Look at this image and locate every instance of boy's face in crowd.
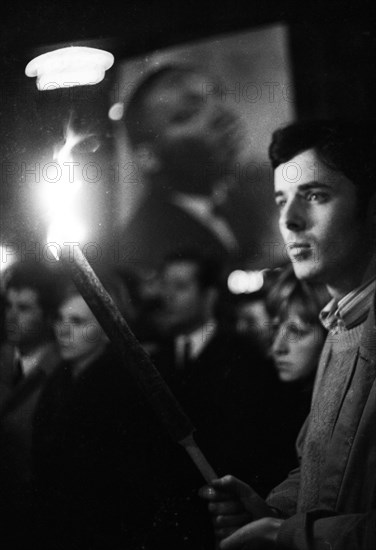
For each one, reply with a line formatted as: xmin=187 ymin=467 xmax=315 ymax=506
xmin=5 ymin=287 xmax=47 ymax=348
xmin=144 ymin=72 xmax=242 ymax=192
xmin=54 ymin=294 xmax=107 ymax=365
xmin=160 ymin=261 xmax=211 ymax=333
xmin=274 ymin=148 xmax=371 ymax=292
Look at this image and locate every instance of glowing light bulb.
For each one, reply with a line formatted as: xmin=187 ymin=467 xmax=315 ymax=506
xmin=25 ymin=46 xmax=114 ymax=90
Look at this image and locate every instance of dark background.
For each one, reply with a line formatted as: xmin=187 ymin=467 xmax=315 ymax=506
xmin=1 ymin=1 xmax=375 ymax=118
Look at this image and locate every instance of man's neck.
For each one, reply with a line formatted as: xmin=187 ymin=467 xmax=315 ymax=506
xmin=18 ymin=337 xmax=50 ymax=357
xmin=72 ymin=343 xmax=108 ymax=378
xmin=327 ymin=253 xmax=376 ymax=301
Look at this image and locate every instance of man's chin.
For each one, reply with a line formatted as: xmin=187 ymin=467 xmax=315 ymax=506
xmin=291 ymin=261 xmax=322 ymax=282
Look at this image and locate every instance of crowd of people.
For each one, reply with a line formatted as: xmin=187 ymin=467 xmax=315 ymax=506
xmin=0 ymin=253 xmax=321 ymax=549
xmin=0 ymin=63 xmax=375 ymax=550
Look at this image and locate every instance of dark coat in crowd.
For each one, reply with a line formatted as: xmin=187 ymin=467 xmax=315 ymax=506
xmin=119 ymin=192 xmax=238 ymax=270
xmin=32 ymin=345 xmax=165 ymax=550
xmin=147 ymin=328 xmax=295 ymax=549
xmin=0 ymin=342 xmax=60 ymax=548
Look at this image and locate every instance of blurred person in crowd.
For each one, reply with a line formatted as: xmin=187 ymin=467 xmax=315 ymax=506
xmin=121 ymin=264 xmax=172 ymax=346
xmin=200 ymin=119 xmax=376 ymax=549
xmin=147 ymin=249 xmax=286 ymax=549
xmin=233 ymin=290 xmax=273 ymax=356
xmin=265 ymin=264 xmax=329 ymax=475
xmin=120 ymin=64 xmax=243 ymax=271
xmin=32 ymin=273 xmax=164 ymax=550
xmin=0 ymin=260 xmax=62 ymax=547
xmin=268 ymin=263 xmax=329 ymax=391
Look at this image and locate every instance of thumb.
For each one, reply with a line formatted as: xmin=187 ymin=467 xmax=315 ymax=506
xmin=211 ymin=476 xmax=270 ymax=519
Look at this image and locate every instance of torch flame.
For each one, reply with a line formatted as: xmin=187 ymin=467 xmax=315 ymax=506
xmin=44 ymin=125 xmax=90 ymax=255
xmin=54 ymin=126 xmax=86 ymax=165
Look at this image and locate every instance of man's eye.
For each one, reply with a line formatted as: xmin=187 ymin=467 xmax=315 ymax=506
xmin=305 ymin=192 xmax=328 ymax=202
xmin=172 ymin=111 xmax=193 ymax=123
xmin=18 ymin=305 xmax=32 ymax=313
xmin=172 ymin=106 xmax=201 ymax=123
xmin=275 ymin=198 xmax=286 ymax=209
xmin=70 ymin=318 xmax=86 ymax=326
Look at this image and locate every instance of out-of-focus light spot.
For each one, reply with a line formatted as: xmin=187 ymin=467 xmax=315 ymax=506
xmin=25 ymin=47 xmax=114 ymax=90
xmin=227 ymin=270 xmax=264 ymax=294
xmin=108 ymin=102 xmax=124 ymax=121
xmin=0 ymin=244 xmax=18 ymax=273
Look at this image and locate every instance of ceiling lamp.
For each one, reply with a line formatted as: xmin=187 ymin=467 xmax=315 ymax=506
xmin=25 ymin=46 xmax=114 ymax=90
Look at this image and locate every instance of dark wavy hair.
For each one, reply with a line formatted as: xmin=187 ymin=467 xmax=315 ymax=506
xmin=161 ymin=248 xmax=223 ymax=291
xmin=4 ymin=260 xmax=63 ymax=318
xmin=269 ymin=118 xmax=376 ymax=207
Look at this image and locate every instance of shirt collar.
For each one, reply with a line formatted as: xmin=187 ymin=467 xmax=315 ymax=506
xmin=320 ymin=276 xmax=376 ymax=332
xmin=16 ymin=343 xmax=52 ymax=377
xmin=176 ymin=320 xmax=217 ymax=360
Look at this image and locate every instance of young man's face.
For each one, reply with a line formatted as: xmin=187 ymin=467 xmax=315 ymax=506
xmin=54 ymin=294 xmax=107 ymax=366
xmin=144 ymin=72 xmax=242 ymax=192
xmin=160 ymin=261 xmax=212 ymax=333
xmin=274 ymin=148 xmax=372 ymax=294
xmin=5 ymin=287 xmax=48 ymax=348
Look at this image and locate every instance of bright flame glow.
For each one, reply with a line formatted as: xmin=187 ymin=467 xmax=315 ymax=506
xmin=228 ymin=270 xmax=264 ymax=294
xmin=39 ymin=129 xmax=85 ymax=213
xmin=25 ymin=47 xmax=114 ymax=90
xmin=47 ymin=217 xmax=87 ymax=259
xmin=43 ymin=126 xmax=88 ymax=250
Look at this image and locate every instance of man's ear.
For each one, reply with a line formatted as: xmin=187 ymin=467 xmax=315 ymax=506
xmin=133 ymin=143 xmax=161 ymax=175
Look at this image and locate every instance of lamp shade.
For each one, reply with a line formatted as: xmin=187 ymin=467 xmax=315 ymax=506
xmin=25 ymin=46 xmax=114 ymax=90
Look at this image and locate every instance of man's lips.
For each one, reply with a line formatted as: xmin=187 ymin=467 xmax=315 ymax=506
xmin=58 ymin=341 xmax=73 ymax=349
xmin=287 ymin=243 xmax=312 ymax=257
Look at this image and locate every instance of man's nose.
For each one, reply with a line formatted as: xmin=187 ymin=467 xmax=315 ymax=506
xmin=55 ymin=321 xmax=71 ymax=339
xmin=161 ymin=287 xmax=174 ymax=304
xmin=279 ymin=198 xmax=306 ymax=232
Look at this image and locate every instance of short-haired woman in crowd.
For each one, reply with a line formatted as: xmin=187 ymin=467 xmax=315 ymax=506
xmin=266 ymin=264 xmax=329 ymax=443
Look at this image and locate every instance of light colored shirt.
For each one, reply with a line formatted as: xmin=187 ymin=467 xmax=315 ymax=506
xmin=15 ymin=343 xmax=54 ymax=378
xmin=175 ymin=320 xmax=217 ymax=367
xmin=319 ymin=276 xmax=376 ymax=333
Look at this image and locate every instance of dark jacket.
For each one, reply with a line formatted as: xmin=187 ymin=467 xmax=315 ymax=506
xmin=118 ymin=192 xmax=238 ymax=270
xmin=32 ymin=345 xmax=165 ymax=550
xmin=0 ymin=343 xmax=60 ymax=527
xmin=148 ymin=328 xmax=296 ymax=549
